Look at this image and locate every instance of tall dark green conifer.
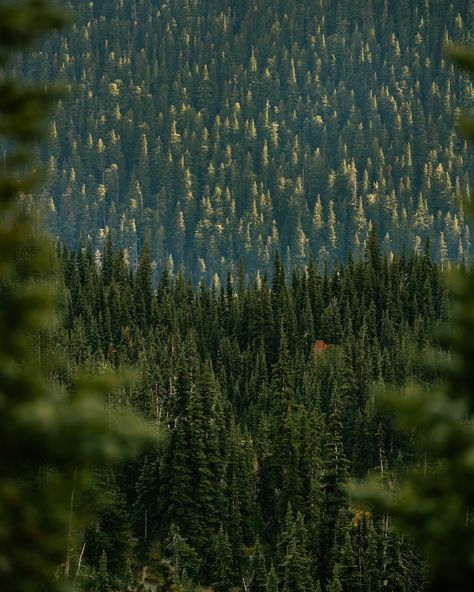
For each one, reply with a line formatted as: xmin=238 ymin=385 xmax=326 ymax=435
xmin=282 ymin=513 xmax=313 ymax=592
xmin=250 ymin=537 xmax=268 ymax=592
xmin=212 ymin=525 xmax=234 ymax=592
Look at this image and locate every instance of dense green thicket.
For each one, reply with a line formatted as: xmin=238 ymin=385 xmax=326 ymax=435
xmin=56 ymin=234 xmax=451 ymax=590
xmin=17 ymin=0 xmax=473 ymax=277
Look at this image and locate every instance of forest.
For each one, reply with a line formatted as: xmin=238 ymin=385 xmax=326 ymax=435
xmin=18 ymin=0 xmax=474 ymax=277
xmin=2 ymin=1 xmax=474 ymax=592
xmin=53 ymin=234 xmax=448 ymax=591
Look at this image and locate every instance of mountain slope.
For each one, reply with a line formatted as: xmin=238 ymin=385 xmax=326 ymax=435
xmin=25 ymin=0 xmax=474 ymax=275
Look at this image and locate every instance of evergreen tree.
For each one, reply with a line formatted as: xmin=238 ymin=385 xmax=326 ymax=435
xmin=19 ymin=0 xmax=473 ymax=275
xmin=326 ymin=564 xmax=343 ymax=592
xmin=282 ymin=513 xmax=313 ymax=592
xmin=94 ymin=551 xmax=112 ymax=592
xmin=165 ymin=524 xmax=201 ymax=583
xmin=250 ymin=537 xmax=268 ymax=592
xmin=212 ymin=525 xmax=234 ymax=592
xmin=267 ymin=565 xmax=279 ymax=592
xmin=321 ymin=386 xmax=350 ymax=565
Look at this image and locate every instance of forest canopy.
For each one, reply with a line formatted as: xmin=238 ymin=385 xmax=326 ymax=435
xmin=21 ymin=0 xmax=474 ymax=277
xmin=2 ymin=1 xmax=474 ymax=592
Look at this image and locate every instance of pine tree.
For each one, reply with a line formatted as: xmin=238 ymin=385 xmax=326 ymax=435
xmin=165 ymin=523 xmax=201 ymax=582
xmin=122 ymin=557 xmax=135 ymax=590
xmin=282 ymin=513 xmax=313 ymax=592
xmin=322 ymin=386 xmax=350 ymax=560
xmin=338 ymin=528 xmax=360 ymax=592
xmin=161 ymin=351 xmax=195 ymax=539
xmin=326 ymin=564 xmax=343 ymax=592
xmin=94 ymin=550 xmax=112 ymax=592
xmin=135 ymin=240 xmax=154 ymax=329
xmin=266 ymin=565 xmax=279 ymax=592
xmin=212 ymin=525 xmax=234 ymax=592
xmin=250 ymin=537 xmax=268 ymax=592
xmin=85 ymin=471 xmax=135 ymax=573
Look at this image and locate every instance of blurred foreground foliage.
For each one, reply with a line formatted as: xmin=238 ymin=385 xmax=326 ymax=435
xmin=351 ymin=44 xmax=474 ymax=592
xmin=0 ymin=2 xmax=158 ymax=590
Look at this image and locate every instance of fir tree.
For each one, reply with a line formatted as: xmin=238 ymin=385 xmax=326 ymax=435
xmin=250 ymin=537 xmax=268 ymax=592
xmin=212 ymin=525 xmax=234 ymax=592
xmin=94 ymin=550 xmax=112 ymax=592
xmin=282 ymin=513 xmax=313 ymax=592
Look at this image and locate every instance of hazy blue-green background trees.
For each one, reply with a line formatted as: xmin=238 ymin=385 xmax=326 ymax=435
xmin=25 ymin=0 xmax=474 ymax=278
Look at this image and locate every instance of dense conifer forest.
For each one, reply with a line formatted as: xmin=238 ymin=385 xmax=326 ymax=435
xmin=51 ymin=234 xmax=449 ymax=590
xmin=19 ymin=0 xmax=474 ymax=276
xmin=4 ymin=1 xmax=474 ymax=591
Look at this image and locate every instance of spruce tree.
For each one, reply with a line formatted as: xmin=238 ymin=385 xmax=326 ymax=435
xmin=326 ymin=564 xmax=343 ymax=592
xmin=212 ymin=525 xmax=234 ymax=592
xmin=94 ymin=550 xmax=112 ymax=592
xmin=282 ymin=513 xmax=313 ymax=592
xmin=321 ymin=386 xmax=350 ymax=563
xmin=250 ymin=536 xmax=268 ymax=592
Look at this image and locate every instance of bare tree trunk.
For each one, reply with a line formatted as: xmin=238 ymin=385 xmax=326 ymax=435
xmin=64 ymin=468 xmax=78 ymax=578
xmin=73 ymin=541 xmax=86 ymax=591
xmin=145 ymin=507 xmax=148 ymax=542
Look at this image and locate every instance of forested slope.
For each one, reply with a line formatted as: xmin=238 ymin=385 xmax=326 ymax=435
xmin=13 ymin=1 xmax=473 ymax=589
xmin=17 ymin=0 xmax=474 ymax=277
xmin=53 ymin=234 xmax=449 ymax=590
